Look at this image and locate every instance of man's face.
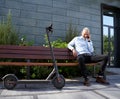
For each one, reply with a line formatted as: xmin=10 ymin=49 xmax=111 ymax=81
xmin=82 ymin=30 xmax=90 ymax=39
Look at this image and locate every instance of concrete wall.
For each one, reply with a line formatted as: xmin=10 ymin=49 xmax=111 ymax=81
xmin=0 ymin=0 xmax=120 ymax=54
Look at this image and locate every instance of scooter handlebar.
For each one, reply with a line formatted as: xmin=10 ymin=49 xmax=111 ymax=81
xmin=46 ymin=24 xmax=53 ymax=33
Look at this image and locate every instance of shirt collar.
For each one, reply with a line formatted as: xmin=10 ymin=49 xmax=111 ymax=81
xmin=80 ymin=36 xmax=86 ymax=40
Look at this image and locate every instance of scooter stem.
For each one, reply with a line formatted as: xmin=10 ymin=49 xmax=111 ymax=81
xmin=46 ymin=27 xmax=59 ymax=76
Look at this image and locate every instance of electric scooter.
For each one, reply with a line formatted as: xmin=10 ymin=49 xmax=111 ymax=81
xmin=45 ymin=24 xmax=65 ymax=89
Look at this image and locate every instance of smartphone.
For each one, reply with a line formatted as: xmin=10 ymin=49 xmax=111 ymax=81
xmin=87 ymin=35 xmax=89 ymax=39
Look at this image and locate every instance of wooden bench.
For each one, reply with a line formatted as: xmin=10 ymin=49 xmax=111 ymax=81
xmin=0 ymin=45 xmax=99 ymax=89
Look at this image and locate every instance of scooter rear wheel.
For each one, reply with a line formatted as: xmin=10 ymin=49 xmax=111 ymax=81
xmin=52 ymin=74 xmax=65 ymax=89
xmin=3 ymin=75 xmax=17 ymax=90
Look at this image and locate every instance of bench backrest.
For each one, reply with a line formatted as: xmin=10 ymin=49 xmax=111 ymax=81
xmin=0 ymin=45 xmax=75 ymax=60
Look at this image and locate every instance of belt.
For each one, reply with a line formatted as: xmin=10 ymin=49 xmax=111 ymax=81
xmin=79 ymin=53 xmax=92 ymax=56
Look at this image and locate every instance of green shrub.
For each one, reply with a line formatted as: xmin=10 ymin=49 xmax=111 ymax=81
xmin=0 ymin=10 xmax=19 ymax=45
xmin=0 ymin=11 xmax=34 ymax=80
xmin=19 ymin=35 xmax=34 ymax=46
xmin=30 ymin=67 xmax=53 ymax=79
xmin=0 ymin=11 xmax=20 ymax=80
xmin=65 ymin=23 xmax=78 ymax=43
xmin=43 ymin=34 xmax=67 ymax=48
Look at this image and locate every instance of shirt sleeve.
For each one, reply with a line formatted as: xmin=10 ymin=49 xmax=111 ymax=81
xmin=67 ymin=37 xmax=76 ymax=51
xmin=87 ymin=41 xmax=94 ymax=53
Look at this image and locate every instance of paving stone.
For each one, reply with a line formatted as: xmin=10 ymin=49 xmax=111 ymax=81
xmin=0 ymin=96 xmax=33 ymax=99
xmin=1 ymin=68 xmax=120 ymax=99
xmin=95 ymin=87 xmax=120 ymax=99
xmin=37 ymin=91 xmax=106 ymax=99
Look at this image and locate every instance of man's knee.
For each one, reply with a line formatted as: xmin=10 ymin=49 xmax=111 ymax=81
xmin=77 ymin=55 xmax=85 ymax=62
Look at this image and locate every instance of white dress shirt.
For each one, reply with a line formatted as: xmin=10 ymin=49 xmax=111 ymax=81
xmin=67 ymin=36 xmax=94 ymax=56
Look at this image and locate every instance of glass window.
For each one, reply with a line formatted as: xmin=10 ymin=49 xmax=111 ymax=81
xmin=103 ymin=15 xmax=114 ymax=26
xmin=103 ymin=14 xmax=114 ymax=66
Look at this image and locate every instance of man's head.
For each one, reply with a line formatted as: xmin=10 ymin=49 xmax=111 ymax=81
xmin=81 ymin=27 xmax=90 ymax=39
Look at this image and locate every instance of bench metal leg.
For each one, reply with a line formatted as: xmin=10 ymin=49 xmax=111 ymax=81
xmin=92 ymin=65 xmax=96 ymax=78
xmin=26 ymin=59 xmax=31 ymax=79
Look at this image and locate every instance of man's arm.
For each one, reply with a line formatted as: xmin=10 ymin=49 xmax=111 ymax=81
xmin=67 ymin=37 xmax=77 ymax=57
xmin=67 ymin=40 xmax=74 ymax=51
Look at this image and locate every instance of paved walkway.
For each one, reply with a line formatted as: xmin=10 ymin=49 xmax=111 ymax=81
xmin=0 ymin=68 xmax=120 ymax=99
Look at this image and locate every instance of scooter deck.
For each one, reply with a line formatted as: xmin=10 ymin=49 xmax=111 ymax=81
xmin=18 ymin=79 xmax=51 ymax=84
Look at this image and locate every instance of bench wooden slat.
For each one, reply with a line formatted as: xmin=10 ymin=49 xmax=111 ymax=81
xmin=0 ymin=45 xmax=69 ymax=52
xmin=0 ymin=49 xmax=72 ymax=56
xmin=0 ymin=45 xmax=73 ymax=60
xmin=0 ymin=62 xmax=98 ymax=66
xmin=0 ymin=54 xmax=74 ymax=59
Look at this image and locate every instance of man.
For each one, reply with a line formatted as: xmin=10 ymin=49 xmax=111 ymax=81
xmin=67 ymin=27 xmax=109 ymax=86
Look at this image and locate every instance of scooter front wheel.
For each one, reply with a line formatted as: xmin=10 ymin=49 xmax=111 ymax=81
xmin=52 ymin=74 xmax=65 ymax=89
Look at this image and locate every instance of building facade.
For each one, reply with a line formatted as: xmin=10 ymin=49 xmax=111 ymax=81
xmin=0 ymin=0 xmax=120 ymax=66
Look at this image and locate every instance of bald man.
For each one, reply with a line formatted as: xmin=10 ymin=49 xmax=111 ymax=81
xmin=68 ymin=27 xmax=109 ymax=86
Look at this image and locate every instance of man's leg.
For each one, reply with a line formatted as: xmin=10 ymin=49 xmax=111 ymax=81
xmin=91 ymin=54 xmax=109 ymax=84
xmin=91 ymin=54 xmax=108 ymax=75
xmin=77 ymin=55 xmax=90 ymax=86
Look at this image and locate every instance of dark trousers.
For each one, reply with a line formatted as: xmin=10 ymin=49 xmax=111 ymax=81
xmin=77 ymin=54 xmax=108 ymax=78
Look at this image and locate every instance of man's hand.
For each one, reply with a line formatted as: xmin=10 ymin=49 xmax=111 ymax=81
xmin=72 ymin=49 xmax=77 ymax=58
